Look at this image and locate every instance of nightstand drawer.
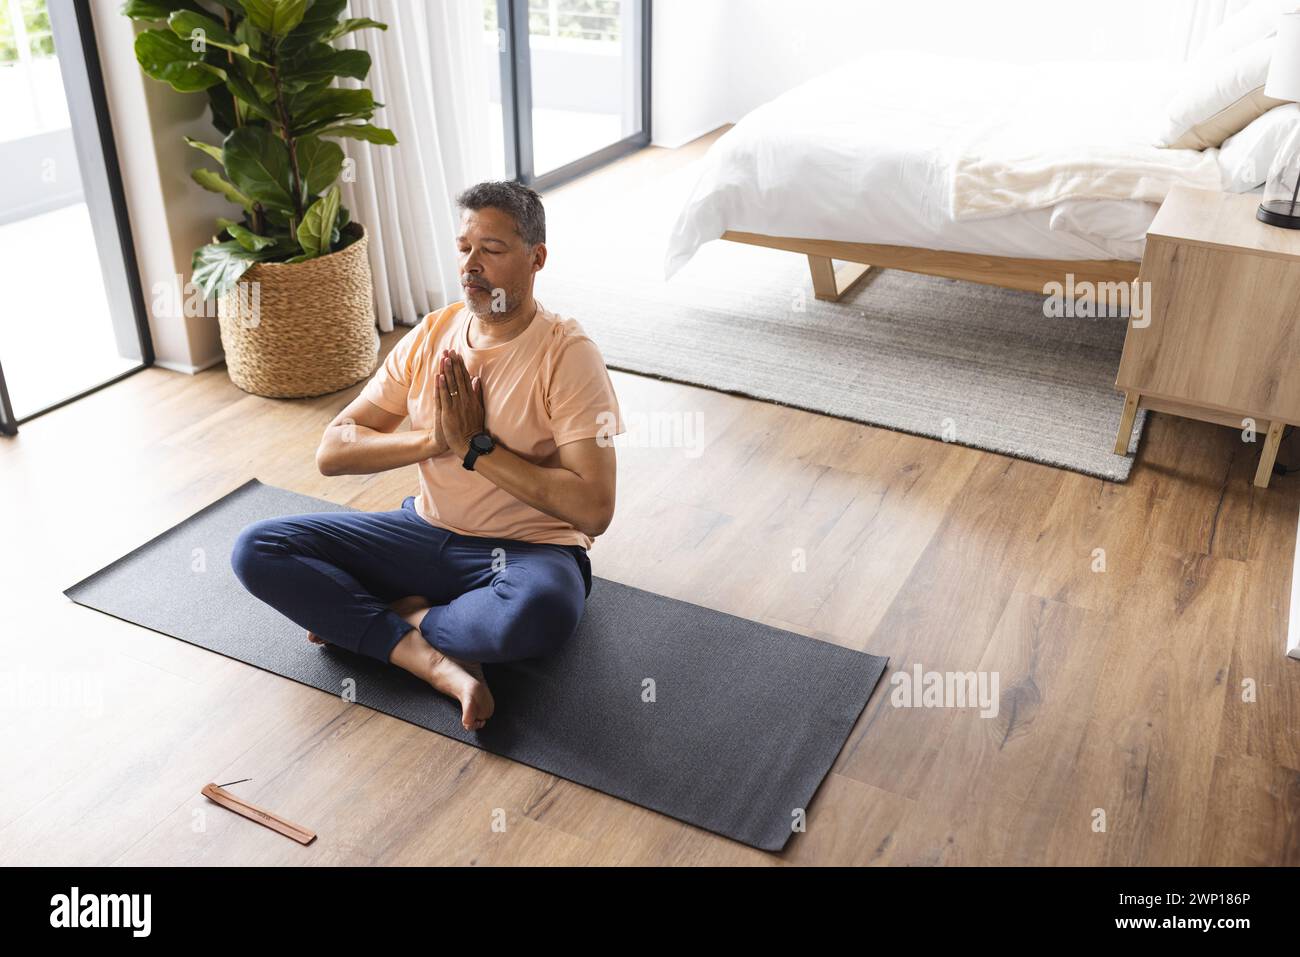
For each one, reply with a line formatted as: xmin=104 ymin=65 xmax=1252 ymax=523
xmin=1113 ymin=186 xmax=1300 ymax=488
xmin=1117 ymin=235 xmax=1300 ymax=423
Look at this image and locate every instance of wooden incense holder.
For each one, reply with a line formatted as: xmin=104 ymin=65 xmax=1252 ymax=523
xmin=201 ymin=783 xmax=317 ymax=845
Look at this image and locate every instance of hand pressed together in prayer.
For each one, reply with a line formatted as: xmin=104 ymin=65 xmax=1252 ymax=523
xmin=435 ymin=348 xmax=487 ymax=459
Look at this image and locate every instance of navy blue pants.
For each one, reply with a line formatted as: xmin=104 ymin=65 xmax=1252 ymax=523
xmin=230 ymin=495 xmax=592 ymax=664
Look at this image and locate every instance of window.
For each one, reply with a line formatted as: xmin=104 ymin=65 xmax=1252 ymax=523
xmin=484 ymin=0 xmax=650 ymax=189
xmin=0 ymin=0 xmax=151 ymax=432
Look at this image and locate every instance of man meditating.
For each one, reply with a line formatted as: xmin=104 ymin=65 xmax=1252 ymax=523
xmin=231 ymin=181 xmax=624 ymax=732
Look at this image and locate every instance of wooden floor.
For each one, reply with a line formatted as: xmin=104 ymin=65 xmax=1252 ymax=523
xmin=3 ymin=145 xmax=1300 ymax=866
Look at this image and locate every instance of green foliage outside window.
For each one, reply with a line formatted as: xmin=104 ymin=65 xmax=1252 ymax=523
xmin=483 ymin=0 xmax=623 ymax=42
xmin=1 ymin=0 xmax=57 ymax=64
xmin=22 ymin=0 xmax=54 ymax=56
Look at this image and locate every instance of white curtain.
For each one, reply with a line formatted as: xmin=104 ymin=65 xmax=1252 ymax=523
xmin=337 ymin=0 xmax=494 ymax=332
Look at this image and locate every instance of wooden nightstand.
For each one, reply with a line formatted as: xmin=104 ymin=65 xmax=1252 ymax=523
xmin=1114 ymin=185 xmax=1300 ymax=487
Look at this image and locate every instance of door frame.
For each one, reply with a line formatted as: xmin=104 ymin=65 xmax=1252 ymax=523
xmin=0 ymin=1 xmax=153 ymax=435
xmin=0 ymin=358 xmax=15 ymax=436
xmin=494 ymin=0 xmax=652 ymax=192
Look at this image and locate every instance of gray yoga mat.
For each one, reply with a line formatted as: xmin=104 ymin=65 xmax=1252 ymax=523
xmin=64 ymin=479 xmax=887 ymax=852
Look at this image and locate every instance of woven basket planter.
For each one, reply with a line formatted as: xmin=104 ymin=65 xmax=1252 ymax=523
xmin=216 ymin=222 xmax=379 ymax=398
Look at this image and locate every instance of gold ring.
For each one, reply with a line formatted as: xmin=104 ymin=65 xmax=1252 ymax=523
xmin=449 ymin=390 xmax=458 ymax=397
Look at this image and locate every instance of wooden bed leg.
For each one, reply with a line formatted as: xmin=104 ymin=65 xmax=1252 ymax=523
xmin=1254 ymin=421 xmax=1285 ymax=488
xmin=808 ymin=255 xmax=838 ymax=299
xmin=807 ymin=255 xmax=871 ymax=302
xmin=1113 ymin=391 xmax=1140 ymax=455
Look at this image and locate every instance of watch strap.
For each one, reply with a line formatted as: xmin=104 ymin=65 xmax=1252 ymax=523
xmin=463 ymin=431 xmax=492 ymax=470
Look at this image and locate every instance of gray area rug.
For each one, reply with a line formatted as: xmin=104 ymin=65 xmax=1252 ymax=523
xmin=63 ymin=479 xmax=887 ymax=852
xmin=546 ymin=247 xmax=1146 ymax=481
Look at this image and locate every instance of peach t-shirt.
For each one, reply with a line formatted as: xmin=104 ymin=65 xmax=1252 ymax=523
xmin=360 ymin=299 xmax=625 ymax=549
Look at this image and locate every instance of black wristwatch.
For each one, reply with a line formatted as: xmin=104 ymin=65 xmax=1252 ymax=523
xmin=462 ymin=431 xmax=495 ymax=470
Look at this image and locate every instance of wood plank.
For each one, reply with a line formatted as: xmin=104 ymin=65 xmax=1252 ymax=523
xmin=1198 ymin=755 xmax=1300 ymax=865
xmin=1042 ymin=542 xmax=1247 ymax=866
xmin=1255 ymin=421 xmax=1285 ymax=488
xmin=1148 ymin=185 xmax=1300 ymax=262
xmin=871 ymin=594 xmax=1108 ymax=865
xmin=807 ymin=254 xmax=872 ymax=301
xmin=725 ymin=229 xmax=1139 ymax=294
xmin=1137 ymin=393 xmax=1268 ymax=432
xmin=832 ymin=455 xmax=1066 ymax=800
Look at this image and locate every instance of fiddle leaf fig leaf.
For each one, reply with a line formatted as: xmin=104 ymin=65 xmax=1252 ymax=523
xmin=297 ymin=185 xmax=341 ymax=259
xmin=133 ymin=29 xmax=225 ymax=92
xmin=166 ymin=10 xmax=264 ymax=63
xmin=313 ymin=123 xmax=396 ymax=145
xmin=320 ymin=17 xmax=388 ymax=42
xmin=223 ymin=126 xmax=295 ymax=212
xmin=191 ymin=240 xmax=276 ymax=299
xmin=122 ymin=0 xmax=200 ymax=22
xmin=241 ymin=0 xmax=310 ymax=37
xmin=183 ymin=135 xmax=225 ymax=166
xmin=191 ymin=168 xmax=254 ymax=213
xmin=295 ymin=136 xmax=345 ymax=198
xmin=227 ymin=223 xmax=278 ymax=252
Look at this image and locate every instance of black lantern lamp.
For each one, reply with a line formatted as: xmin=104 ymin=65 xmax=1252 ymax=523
xmin=1259 ymin=12 xmax=1300 ymax=228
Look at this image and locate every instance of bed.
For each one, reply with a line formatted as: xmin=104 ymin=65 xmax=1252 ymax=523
xmin=663 ymin=50 xmax=1232 ymax=300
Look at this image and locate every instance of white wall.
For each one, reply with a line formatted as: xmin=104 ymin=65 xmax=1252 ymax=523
xmin=651 ymin=0 xmax=1227 ymax=147
xmin=651 ymin=0 xmax=736 ymax=148
xmin=91 ymin=0 xmax=230 ymax=373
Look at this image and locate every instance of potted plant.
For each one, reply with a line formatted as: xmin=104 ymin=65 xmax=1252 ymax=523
xmin=122 ymin=0 xmax=398 ymax=398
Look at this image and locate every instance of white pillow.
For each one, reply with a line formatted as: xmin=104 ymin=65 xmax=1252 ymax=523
xmin=1219 ymin=101 xmax=1300 ymax=189
xmin=1152 ymin=0 xmax=1297 ymax=149
xmin=1154 ymin=34 xmax=1284 ymax=149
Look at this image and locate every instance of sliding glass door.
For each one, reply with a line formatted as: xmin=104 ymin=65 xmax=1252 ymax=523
xmin=485 ymin=0 xmax=650 ymax=189
xmin=0 ymin=0 xmax=151 ymax=432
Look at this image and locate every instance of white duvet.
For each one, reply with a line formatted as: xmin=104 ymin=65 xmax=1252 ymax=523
xmin=664 ymin=51 xmax=1228 ymax=279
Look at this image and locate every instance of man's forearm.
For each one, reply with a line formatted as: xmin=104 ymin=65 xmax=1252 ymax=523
xmin=467 ymin=444 xmax=611 ymax=537
xmin=317 ymin=425 xmax=442 ymax=476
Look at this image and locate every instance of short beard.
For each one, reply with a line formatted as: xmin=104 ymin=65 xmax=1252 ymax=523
xmin=465 ymin=284 xmax=519 ymax=320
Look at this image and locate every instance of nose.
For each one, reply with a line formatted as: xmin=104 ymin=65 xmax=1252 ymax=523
xmin=461 ymin=253 xmax=485 ymax=282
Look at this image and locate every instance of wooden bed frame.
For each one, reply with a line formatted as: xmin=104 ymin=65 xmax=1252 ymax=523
xmin=721 ymin=230 xmax=1141 ymax=301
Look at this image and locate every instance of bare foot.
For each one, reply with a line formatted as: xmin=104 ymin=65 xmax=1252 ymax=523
xmin=387 ymin=597 xmax=494 ymax=731
xmin=307 ymin=631 xmax=326 ymax=644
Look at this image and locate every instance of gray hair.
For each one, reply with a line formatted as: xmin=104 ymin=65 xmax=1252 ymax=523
xmin=455 ymin=180 xmax=546 ymax=246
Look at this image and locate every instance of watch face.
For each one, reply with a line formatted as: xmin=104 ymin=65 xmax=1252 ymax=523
xmin=470 ymin=432 xmax=494 ymax=453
